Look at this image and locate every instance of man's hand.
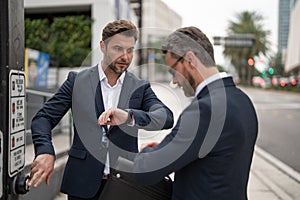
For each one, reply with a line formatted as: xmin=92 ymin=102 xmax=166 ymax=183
xmin=28 ymin=154 xmax=55 ymax=188
xmin=98 ymin=108 xmax=129 ymax=126
xmin=140 ymin=142 xmax=159 ymax=151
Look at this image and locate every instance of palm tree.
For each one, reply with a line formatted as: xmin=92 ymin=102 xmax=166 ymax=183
xmin=223 ymin=11 xmax=271 ymax=84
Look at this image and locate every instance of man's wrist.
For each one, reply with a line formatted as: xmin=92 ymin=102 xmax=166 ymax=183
xmin=125 ymin=109 xmax=134 ymax=126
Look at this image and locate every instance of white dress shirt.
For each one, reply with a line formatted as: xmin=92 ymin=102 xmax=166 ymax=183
xmin=195 ymin=72 xmax=230 ymax=97
xmin=98 ymin=64 xmax=125 ymax=175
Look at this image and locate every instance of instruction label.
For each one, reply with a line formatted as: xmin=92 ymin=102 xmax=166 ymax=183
xmin=8 ymin=70 xmax=26 ymax=177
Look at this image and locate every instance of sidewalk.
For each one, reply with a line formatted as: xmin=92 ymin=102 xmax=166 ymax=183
xmin=249 ymin=147 xmax=300 ymax=200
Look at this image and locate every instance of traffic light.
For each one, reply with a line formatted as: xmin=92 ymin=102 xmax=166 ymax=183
xmin=261 ymin=70 xmax=267 ymax=78
xmin=247 ymin=58 xmax=255 ymax=66
xmin=268 ymin=67 xmax=274 ymax=75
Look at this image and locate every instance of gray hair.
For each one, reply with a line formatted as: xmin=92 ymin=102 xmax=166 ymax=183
xmin=162 ymin=27 xmax=215 ymax=67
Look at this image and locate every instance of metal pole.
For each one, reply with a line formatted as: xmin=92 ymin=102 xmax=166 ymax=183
xmin=0 ymin=0 xmax=28 ymax=199
xmin=138 ymin=0 xmax=143 ymax=78
xmin=0 ymin=0 xmax=11 ymax=198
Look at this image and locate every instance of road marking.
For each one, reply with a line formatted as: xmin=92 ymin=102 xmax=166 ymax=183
xmin=286 ymin=114 xmax=294 ymax=120
xmin=272 ymin=111 xmax=279 ymax=116
xmin=256 ymin=103 xmax=300 ymax=110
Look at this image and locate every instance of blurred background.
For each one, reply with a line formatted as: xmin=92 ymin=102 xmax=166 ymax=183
xmin=5 ymin=0 xmax=299 ymax=199
xmin=23 ymin=0 xmax=300 ymax=91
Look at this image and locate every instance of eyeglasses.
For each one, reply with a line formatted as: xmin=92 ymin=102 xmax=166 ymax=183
xmin=168 ymin=56 xmax=183 ymax=76
xmin=170 ymin=57 xmax=184 ymax=69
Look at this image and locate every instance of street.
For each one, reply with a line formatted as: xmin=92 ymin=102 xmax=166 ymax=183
xmin=241 ymin=87 xmax=300 ymax=173
xmin=149 ymin=84 xmax=300 ymax=174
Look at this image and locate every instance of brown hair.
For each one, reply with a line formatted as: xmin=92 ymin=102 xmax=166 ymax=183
xmin=102 ymin=20 xmax=138 ymax=44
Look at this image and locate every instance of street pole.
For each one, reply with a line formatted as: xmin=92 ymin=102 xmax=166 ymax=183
xmin=0 ymin=0 xmax=29 ymax=199
xmin=138 ymin=0 xmax=143 ymax=78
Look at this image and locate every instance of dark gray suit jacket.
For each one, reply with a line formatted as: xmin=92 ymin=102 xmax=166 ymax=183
xmin=134 ymin=77 xmax=258 ymax=200
xmin=31 ymin=65 xmax=174 ymax=198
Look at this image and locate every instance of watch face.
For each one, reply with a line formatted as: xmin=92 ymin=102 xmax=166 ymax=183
xmin=126 ymin=109 xmax=133 ymax=124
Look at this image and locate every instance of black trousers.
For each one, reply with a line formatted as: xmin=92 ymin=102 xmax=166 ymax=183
xmin=68 ymin=179 xmax=107 ymax=200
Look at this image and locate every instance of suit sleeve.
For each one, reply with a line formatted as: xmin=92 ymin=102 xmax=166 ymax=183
xmin=31 ymin=72 xmax=76 ymax=156
xmin=133 ymin=100 xmax=210 ymax=185
xmin=130 ymin=82 xmax=174 ymax=130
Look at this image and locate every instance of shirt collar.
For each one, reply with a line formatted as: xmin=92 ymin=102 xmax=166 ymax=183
xmin=98 ymin=64 xmax=126 ymax=85
xmin=195 ymin=72 xmax=230 ymax=96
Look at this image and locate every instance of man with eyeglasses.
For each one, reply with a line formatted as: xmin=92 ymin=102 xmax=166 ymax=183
xmin=133 ymin=26 xmax=258 ymax=200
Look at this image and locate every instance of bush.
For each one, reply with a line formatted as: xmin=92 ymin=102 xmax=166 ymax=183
xmin=25 ymin=15 xmax=93 ymax=67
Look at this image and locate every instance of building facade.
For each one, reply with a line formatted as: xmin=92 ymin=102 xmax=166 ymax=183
xmin=278 ymin=0 xmax=290 ymax=53
xmin=25 ymin=0 xmax=137 ymax=66
xmin=285 ymin=0 xmax=300 ymax=73
xmin=140 ymin=0 xmax=182 ymax=81
xmin=24 ymin=0 xmax=181 ymax=82
xmin=278 ymin=0 xmax=298 ymax=65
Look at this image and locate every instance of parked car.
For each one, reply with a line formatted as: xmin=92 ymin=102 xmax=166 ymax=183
xmin=271 ymin=75 xmax=281 ymax=87
xmin=289 ymin=75 xmax=298 ymax=87
xmin=279 ymin=77 xmax=289 ymax=87
xmin=252 ymin=76 xmax=263 ymax=87
xmin=252 ymin=76 xmax=271 ymax=88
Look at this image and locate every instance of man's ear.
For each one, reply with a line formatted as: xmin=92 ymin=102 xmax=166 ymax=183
xmin=185 ymin=51 xmax=196 ymax=68
xmin=100 ymin=41 xmax=105 ymax=53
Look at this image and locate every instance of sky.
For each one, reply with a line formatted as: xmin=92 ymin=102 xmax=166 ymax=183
xmin=160 ymin=0 xmax=278 ymax=71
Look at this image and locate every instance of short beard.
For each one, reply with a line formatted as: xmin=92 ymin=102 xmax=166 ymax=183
xmin=104 ymin=51 xmax=125 ymax=74
xmin=184 ymin=74 xmax=196 ymax=97
xmin=108 ymin=63 xmax=124 ymax=74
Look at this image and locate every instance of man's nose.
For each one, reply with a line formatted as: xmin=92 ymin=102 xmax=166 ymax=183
xmin=120 ymin=50 xmax=129 ymax=60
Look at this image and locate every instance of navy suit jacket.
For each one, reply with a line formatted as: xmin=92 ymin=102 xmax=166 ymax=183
xmin=31 ymin=66 xmax=174 ymax=198
xmin=133 ymin=77 xmax=258 ymax=200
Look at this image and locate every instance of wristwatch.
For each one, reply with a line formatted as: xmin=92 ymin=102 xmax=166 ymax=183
xmin=126 ymin=109 xmax=134 ymax=125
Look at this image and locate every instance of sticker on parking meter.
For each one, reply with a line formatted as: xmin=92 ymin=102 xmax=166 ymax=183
xmin=8 ymin=70 xmax=26 ymax=177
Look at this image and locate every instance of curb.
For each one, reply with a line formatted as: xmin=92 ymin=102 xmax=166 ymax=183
xmin=253 ymin=146 xmax=300 ymax=200
xmin=255 ymin=146 xmax=300 ymax=183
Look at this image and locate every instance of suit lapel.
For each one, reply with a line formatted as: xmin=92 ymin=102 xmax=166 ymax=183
xmin=90 ymin=66 xmax=109 ymax=133
xmin=89 ymin=66 xmax=99 ymax=98
xmin=89 ymin=66 xmax=105 ymax=117
xmin=72 ymin=65 xmax=108 ymax=163
xmin=118 ymin=72 xmax=134 ymax=109
xmin=108 ymin=72 xmax=136 ymax=133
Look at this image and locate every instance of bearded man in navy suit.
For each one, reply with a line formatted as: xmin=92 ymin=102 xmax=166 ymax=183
xmin=28 ymin=20 xmax=174 ymax=200
xmin=133 ymin=27 xmax=258 ymax=200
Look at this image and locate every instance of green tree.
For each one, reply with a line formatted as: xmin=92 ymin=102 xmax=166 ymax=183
xmin=269 ymin=52 xmax=285 ymax=76
xmin=223 ymin=11 xmax=270 ymax=84
xmin=25 ymin=15 xmax=93 ymax=67
xmin=25 ymin=18 xmax=50 ymax=51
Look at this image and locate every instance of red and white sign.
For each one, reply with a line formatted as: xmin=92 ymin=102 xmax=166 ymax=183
xmin=8 ymin=70 xmax=26 ymax=177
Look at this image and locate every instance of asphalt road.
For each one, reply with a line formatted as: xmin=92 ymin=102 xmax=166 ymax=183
xmin=240 ymin=87 xmax=300 ymax=173
xmin=150 ymin=83 xmax=300 ymax=173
